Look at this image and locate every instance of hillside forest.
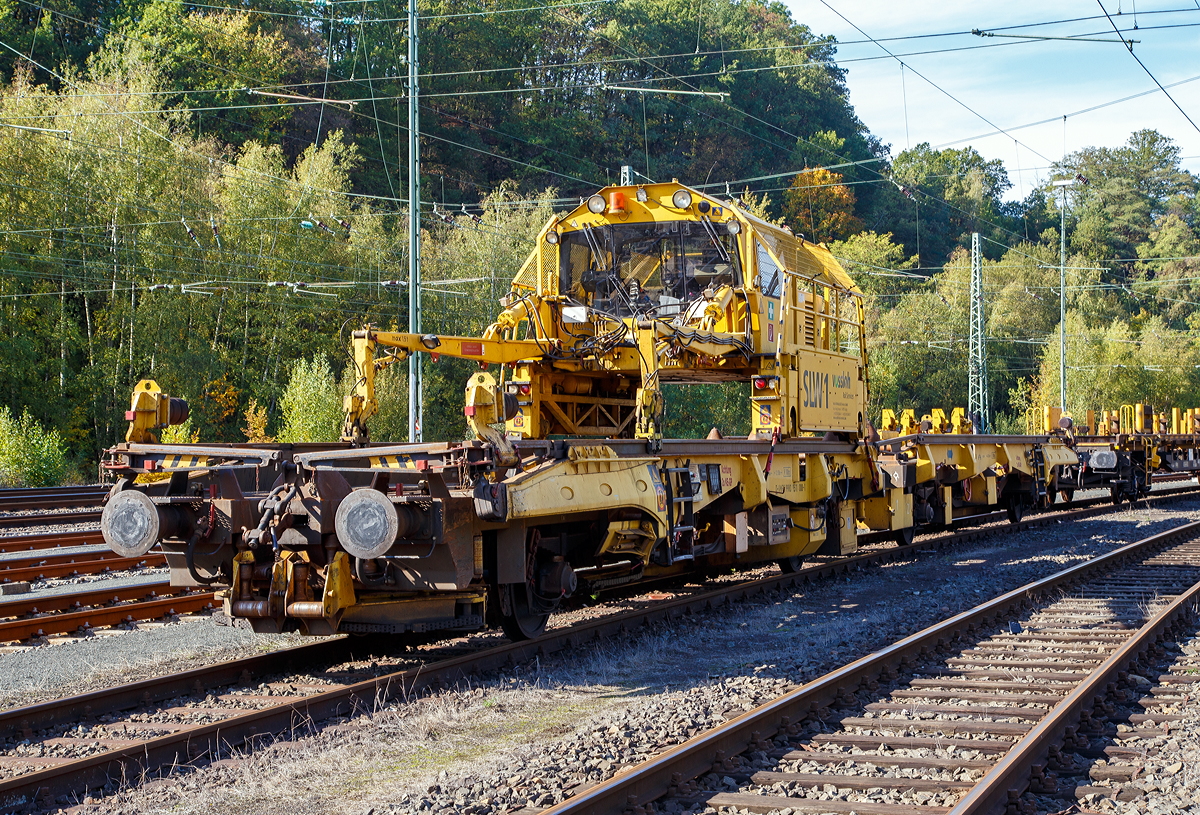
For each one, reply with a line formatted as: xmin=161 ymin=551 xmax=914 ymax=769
xmin=1 ymin=0 xmax=1199 ymax=483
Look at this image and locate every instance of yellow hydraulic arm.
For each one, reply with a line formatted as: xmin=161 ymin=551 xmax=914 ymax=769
xmin=340 ymin=328 xmax=549 ymax=444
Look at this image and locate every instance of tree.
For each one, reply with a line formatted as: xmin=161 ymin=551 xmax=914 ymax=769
xmin=0 ymin=0 xmax=138 ymax=84
xmin=277 ymin=357 xmax=342 ymax=443
xmin=868 ymin=280 xmax=967 ymax=423
xmin=782 ymin=167 xmax=863 ymax=243
xmin=92 ymin=0 xmax=324 ymax=149
xmin=876 ymin=143 xmax=1012 ymax=268
xmin=827 ymin=230 xmax=917 ymax=299
xmin=1134 ymin=212 xmax=1200 ymax=324
xmin=1054 ymin=129 xmax=1197 ymax=263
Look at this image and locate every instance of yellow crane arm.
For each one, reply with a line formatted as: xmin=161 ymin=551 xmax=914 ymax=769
xmin=367 ymin=330 xmax=551 ymax=364
xmin=340 ymin=328 xmax=552 ymax=444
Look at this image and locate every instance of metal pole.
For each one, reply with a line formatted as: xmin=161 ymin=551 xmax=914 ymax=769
xmin=1060 ymin=185 xmax=1067 ymax=413
xmin=407 ymin=0 xmax=422 ymax=442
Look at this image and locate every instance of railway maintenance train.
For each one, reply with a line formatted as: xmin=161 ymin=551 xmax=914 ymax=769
xmin=97 ymin=180 xmax=1192 ymax=641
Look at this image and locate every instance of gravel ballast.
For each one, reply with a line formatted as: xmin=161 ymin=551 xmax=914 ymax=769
xmin=0 ymin=618 xmax=310 ymax=708
xmin=35 ymin=498 xmax=1200 ymax=815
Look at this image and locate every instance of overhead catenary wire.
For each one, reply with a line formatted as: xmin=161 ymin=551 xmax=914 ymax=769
xmin=818 ymin=0 xmax=1054 ymax=165
xmin=1095 ymin=0 xmax=1200 ymax=135
xmin=2 ymin=2 xmax=1195 ymax=328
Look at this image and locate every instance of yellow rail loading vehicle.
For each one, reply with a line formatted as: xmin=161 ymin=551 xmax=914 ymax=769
xmin=1027 ymin=404 xmax=1200 ymax=504
xmin=100 ymin=181 xmax=1081 ymax=641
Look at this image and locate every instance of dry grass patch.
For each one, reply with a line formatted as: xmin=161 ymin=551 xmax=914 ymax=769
xmin=87 ymin=680 xmax=635 ymax=815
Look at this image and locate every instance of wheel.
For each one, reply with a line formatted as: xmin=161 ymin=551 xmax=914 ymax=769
xmin=894 ymin=526 xmax=915 ymax=546
xmin=1110 ymin=486 xmax=1124 ymax=506
xmin=1060 ymin=489 xmax=1075 ymax=504
xmin=495 ymin=583 xmax=549 ymax=641
xmin=777 ymin=555 xmax=804 ymax=574
xmin=1006 ymin=499 xmax=1025 ymax=524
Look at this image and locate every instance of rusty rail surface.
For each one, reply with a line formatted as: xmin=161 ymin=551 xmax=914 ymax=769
xmin=0 ymin=530 xmax=104 ymax=553
xmin=0 ymin=581 xmax=208 ymax=643
xmin=541 ymin=521 xmax=1200 ymax=815
xmin=0 ymin=592 xmax=216 ymax=643
xmin=0 ymin=552 xmax=165 ymax=583
xmin=0 ymin=487 xmax=107 ymax=513
xmin=0 ymin=511 xmax=102 ymax=531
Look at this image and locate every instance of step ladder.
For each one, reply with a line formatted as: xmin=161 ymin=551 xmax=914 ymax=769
xmin=663 ymin=464 xmax=696 ymax=564
xmin=1031 ymin=446 xmax=1048 ymax=498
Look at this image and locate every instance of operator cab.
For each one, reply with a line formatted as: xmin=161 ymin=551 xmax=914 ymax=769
xmin=559 ymin=218 xmax=743 ymax=319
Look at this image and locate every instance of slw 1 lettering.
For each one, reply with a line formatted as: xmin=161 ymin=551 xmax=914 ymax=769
xmin=803 ymin=370 xmax=830 ymax=409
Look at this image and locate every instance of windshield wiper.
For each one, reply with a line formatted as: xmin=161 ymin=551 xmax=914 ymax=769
xmin=699 ymin=216 xmax=731 ymax=263
xmin=580 ymin=225 xmax=637 ymax=315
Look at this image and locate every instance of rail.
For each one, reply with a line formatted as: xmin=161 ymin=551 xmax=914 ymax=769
xmin=0 ymin=487 xmax=107 ymax=512
xmin=539 ymin=521 xmax=1200 ymax=815
xmin=2 ymin=485 xmax=1200 ymax=805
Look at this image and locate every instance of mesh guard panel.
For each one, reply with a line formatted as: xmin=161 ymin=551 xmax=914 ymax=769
xmin=754 ymin=224 xmax=859 ymax=293
xmin=539 ymin=242 xmax=559 ymax=295
xmin=511 ymin=248 xmax=538 ymax=292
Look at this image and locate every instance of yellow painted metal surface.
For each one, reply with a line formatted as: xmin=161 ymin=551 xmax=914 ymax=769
xmin=322 ymin=552 xmax=356 ymax=618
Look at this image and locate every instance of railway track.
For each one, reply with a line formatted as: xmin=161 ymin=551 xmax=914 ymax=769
xmin=1 ymin=486 xmax=1200 ymax=809
xmin=0 ymin=583 xmax=213 ymax=643
xmin=0 ymin=549 xmax=165 ymax=584
xmin=0 ymin=487 xmax=106 ymax=513
xmin=541 ymin=522 xmax=1200 ymax=815
xmin=0 ymin=511 xmax=102 ymax=531
xmin=0 ymin=530 xmax=103 ymax=554
xmin=0 ymin=528 xmax=173 ymax=644
xmin=0 ymin=486 xmax=105 ymax=531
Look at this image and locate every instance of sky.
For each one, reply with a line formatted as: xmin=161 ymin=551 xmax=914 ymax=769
xmin=783 ymin=1 xmax=1200 ymax=200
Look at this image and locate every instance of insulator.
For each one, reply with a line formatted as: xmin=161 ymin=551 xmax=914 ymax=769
xmin=309 ymin=214 xmax=336 ymax=235
xmin=181 ymin=218 xmax=202 ymax=248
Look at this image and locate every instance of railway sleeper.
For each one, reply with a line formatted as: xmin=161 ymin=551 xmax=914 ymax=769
xmin=1029 ymin=618 xmax=1200 ymax=812
xmin=544 ymin=524 xmax=1200 ymax=815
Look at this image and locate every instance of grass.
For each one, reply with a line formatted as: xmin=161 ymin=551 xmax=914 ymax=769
xmin=102 ymin=681 xmax=637 ymax=815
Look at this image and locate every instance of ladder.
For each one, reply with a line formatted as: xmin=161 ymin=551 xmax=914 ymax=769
xmin=663 ymin=464 xmax=696 ymax=563
xmin=1031 ymin=446 xmax=1048 ymax=499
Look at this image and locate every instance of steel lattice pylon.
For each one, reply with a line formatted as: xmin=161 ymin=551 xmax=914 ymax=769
xmin=968 ymin=232 xmax=989 ymax=432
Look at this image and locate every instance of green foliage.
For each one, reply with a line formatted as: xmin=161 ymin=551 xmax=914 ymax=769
xmin=1030 ymin=313 xmax=1200 ymax=418
xmin=277 ymin=356 xmax=342 ymax=443
xmin=0 ymin=0 xmax=133 ymax=85
xmin=828 ymin=231 xmax=918 ymax=298
xmin=339 ymin=0 xmax=882 ymax=209
xmin=93 ymin=0 xmax=320 ymax=149
xmin=368 ymin=364 xmax=410 ymax=443
xmin=878 ymin=143 xmax=1012 ymax=268
xmin=160 ymin=413 xmax=198 ymax=443
xmin=4 ymin=0 xmax=1200 ymax=456
xmin=663 ymin=383 xmax=750 ymax=440
xmin=0 ymin=406 xmax=70 ymax=487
